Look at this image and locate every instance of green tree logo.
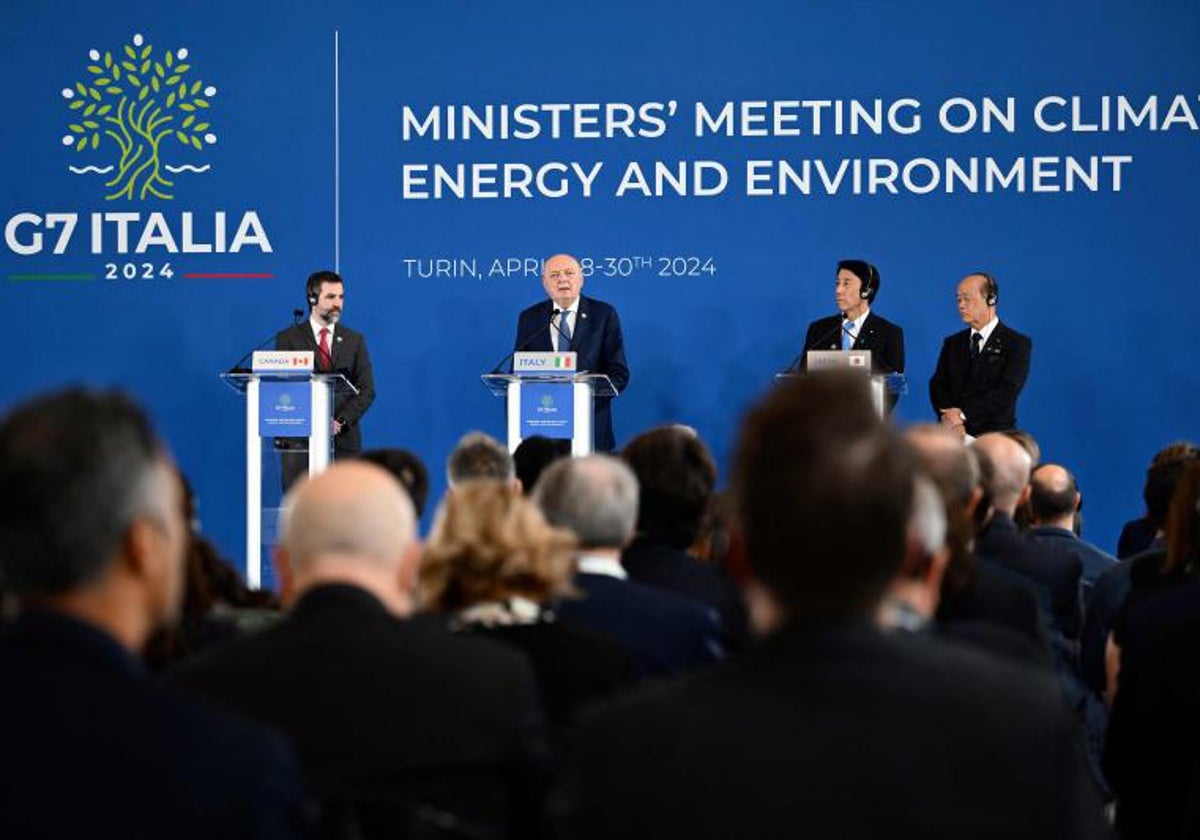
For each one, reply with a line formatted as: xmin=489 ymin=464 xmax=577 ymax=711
xmin=62 ymin=33 xmax=218 ymax=201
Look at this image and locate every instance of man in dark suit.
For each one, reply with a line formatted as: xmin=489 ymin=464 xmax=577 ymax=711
xmin=513 ymin=254 xmax=630 ymax=452
xmin=1027 ymin=463 xmax=1117 ymax=596
xmin=275 ymin=270 xmax=376 ymax=486
xmin=534 ymin=455 xmax=724 ymax=676
xmin=800 ymin=260 xmax=905 ymax=400
xmin=974 ymin=434 xmax=1083 ymax=640
xmin=0 ymin=389 xmax=308 ymax=840
xmin=565 ymin=371 xmax=1107 ymax=839
xmin=172 ymin=461 xmax=550 ymax=838
xmin=930 ymin=271 xmax=1031 ymax=438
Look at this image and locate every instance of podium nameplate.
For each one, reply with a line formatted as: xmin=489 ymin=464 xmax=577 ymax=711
xmin=513 ymin=351 xmax=576 ymax=374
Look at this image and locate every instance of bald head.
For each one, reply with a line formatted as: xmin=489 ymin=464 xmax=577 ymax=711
xmin=1029 ymin=463 xmax=1079 ymax=528
xmin=280 ymin=461 xmax=416 ymax=576
xmin=973 ymin=433 xmax=1032 ymax=516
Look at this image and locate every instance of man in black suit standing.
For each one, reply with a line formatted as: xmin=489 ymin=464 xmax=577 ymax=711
xmin=0 ymin=389 xmax=308 ymax=840
xmin=930 ymin=271 xmax=1031 ymax=439
xmin=800 ymin=259 xmax=905 ymax=407
xmin=513 ymin=254 xmax=630 ymax=452
xmin=275 ymin=270 xmax=376 ymax=486
xmin=565 ymin=372 xmax=1107 ymax=839
xmin=172 ymin=461 xmax=550 ymax=838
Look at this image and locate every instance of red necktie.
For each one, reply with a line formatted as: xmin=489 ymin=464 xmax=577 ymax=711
xmin=318 ymin=328 xmax=332 ymax=371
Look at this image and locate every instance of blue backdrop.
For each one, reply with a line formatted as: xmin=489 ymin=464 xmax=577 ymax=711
xmin=3 ymin=0 xmax=1198 ymax=568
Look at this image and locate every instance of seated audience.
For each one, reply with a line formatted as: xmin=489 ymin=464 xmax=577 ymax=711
xmin=534 ymin=455 xmax=725 ymax=677
xmin=620 ymin=426 xmax=748 ymax=649
xmin=0 ymin=388 xmax=307 ymax=839
xmin=420 ymin=479 xmax=638 ymax=750
xmin=565 ymin=371 xmax=1108 ymax=839
xmin=172 ymin=461 xmax=550 ymax=839
xmin=1116 ymin=442 xmax=1198 ymax=559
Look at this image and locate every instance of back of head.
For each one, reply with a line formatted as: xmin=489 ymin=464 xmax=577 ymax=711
xmin=1004 ymin=429 xmax=1041 ymax=469
xmin=1144 ymin=442 xmax=1200 ymax=529
xmin=447 ymin=431 xmax=515 ymax=485
xmin=359 ymin=448 xmax=430 ymax=518
xmin=1028 ymin=464 xmax=1078 ymax=525
xmin=513 ymin=436 xmax=572 ymax=496
xmin=281 ymin=461 xmax=415 ymax=575
xmin=0 ymin=388 xmax=169 ymax=597
xmin=422 ymin=479 xmax=577 ymax=610
xmin=621 ymin=425 xmax=717 ymax=548
xmin=733 ymin=371 xmax=913 ymax=620
xmin=1163 ymin=459 xmax=1200 ymax=576
xmin=973 ymin=433 xmax=1032 ymax=516
xmin=533 ymin=455 xmax=639 ymax=550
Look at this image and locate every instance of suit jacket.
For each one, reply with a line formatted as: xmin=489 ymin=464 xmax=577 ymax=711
xmin=171 ymin=584 xmax=550 ymax=838
xmin=977 ymin=514 xmax=1083 ymax=640
xmin=275 ymin=321 xmax=376 ymax=453
xmin=801 ymin=310 xmax=905 ymax=375
xmin=1030 ymin=526 xmax=1118 ymax=594
xmin=554 ymin=572 xmax=724 ymax=677
xmin=929 ymin=321 xmax=1031 ymax=436
xmin=566 ymin=622 xmax=1108 ymax=839
xmin=621 ymin=537 xmax=749 ymax=651
xmin=513 ymin=296 xmax=630 ymax=452
xmin=0 ymin=609 xmax=308 ymax=840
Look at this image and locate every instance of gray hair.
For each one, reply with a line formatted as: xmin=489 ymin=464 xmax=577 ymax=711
xmin=909 ymin=473 xmax=948 ymax=556
xmin=533 ymin=455 xmax=638 ymax=550
xmin=447 ymin=431 xmax=515 ymax=485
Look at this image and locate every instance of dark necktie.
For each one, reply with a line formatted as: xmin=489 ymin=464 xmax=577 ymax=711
xmin=318 ymin=327 xmax=332 ymax=371
xmin=970 ymin=331 xmax=982 ymax=359
xmin=557 ymin=310 xmax=572 ymax=351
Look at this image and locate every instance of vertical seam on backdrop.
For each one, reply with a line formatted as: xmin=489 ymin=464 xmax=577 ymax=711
xmin=334 ymin=29 xmax=341 ymax=273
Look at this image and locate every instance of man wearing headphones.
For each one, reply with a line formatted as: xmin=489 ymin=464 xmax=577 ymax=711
xmin=929 ymin=272 xmax=1031 ymax=440
xmin=274 ymin=270 xmax=376 ymax=486
xmin=800 ymin=259 xmax=906 ymax=409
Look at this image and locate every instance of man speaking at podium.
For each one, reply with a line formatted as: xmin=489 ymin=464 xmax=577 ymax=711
xmin=800 ymin=259 xmax=905 ymax=410
xmin=275 ymin=270 xmax=376 ymax=487
xmin=513 ymin=254 xmax=630 ymax=452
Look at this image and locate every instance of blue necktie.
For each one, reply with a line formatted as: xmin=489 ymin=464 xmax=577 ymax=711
xmin=557 ymin=310 xmax=572 ymax=351
xmin=841 ymin=319 xmax=855 ymax=351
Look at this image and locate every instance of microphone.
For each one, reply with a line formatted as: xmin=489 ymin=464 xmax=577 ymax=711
xmin=486 ymin=308 xmax=561 ymax=374
xmin=227 ymin=309 xmax=304 ymax=374
xmin=781 ymin=311 xmax=846 ymax=373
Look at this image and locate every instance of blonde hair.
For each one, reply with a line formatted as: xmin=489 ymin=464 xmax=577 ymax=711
xmin=421 ymin=479 xmax=578 ymax=610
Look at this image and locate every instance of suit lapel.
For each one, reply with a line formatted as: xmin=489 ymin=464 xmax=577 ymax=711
xmin=853 ymin=312 xmax=874 ymax=351
xmin=570 ymin=298 xmax=588 ymax=352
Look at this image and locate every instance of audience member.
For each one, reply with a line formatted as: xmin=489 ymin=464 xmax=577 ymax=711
xmin=447 ymin=431 xmax=516 ymax=487
xmin=172 ymin=461 xmax=550 ymax=839
xmin=1006 ymin=429 xmax=1042 ymax=531
xmin=974 ymin=433 xmax=1083 ymax=640
xmin=1027 ymin=464 xmax=1117 ymax=598
xmin=513 ymin=435 xmax=572 ymax=496
xmin=420 ymin=479 xmax=638 ymax=748
xmin=565 ymin=371 xmax=1108 ymax=839
xmin=620 ymin=426 xmax=748 ymax=649
xmin=1081 ymin=443 xmax=1200 ymax=695
xmin=0 ymin=388 xmax=307 ymax=839
xmin=905 ymin=424 xmax=1050 ymax=666
xmin=1104 ymin=458 xmax=1200 ymax=839
xmin=534 ymin=455 xmax=724 ymax=677
xmin=1116 ymin=442 xmax=1199 ymax=559
xmin=359 ymin=447 xmax=430 ymax=517
xmin=876 ymin=472 xmax=952 ymax=632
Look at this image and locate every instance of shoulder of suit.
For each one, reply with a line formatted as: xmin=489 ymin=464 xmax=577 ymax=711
xmin=335 ymin=323 xmax=363 ymax=341
xmin=580 ymin=295 xmax=618 ymax=317
xmin=865 ymin=312 xmax=902 ymax=331
xmin=997 ymin=322 xmax=1032 ymax=345
xmin=517 ymin=299 xmax=551 ymax=319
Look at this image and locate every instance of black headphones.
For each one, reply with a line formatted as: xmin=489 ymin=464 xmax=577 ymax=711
xmin=306 ymin=270 xmax=341 ymax=309
xmin=978 ymin=272 xmax=999 ymax=307
xmin=859 ymin=263 xmax=879 ymax=301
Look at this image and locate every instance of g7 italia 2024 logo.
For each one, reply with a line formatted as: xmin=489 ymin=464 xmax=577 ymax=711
xmin=2 ymin=32 xmax=272 ymax=281
xmin=63 ymin=32 xmax=216 ymax=201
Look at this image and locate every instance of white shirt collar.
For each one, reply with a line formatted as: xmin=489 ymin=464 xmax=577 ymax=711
xmin=576 ymin=553 xmax=626 ymax=580
xmin=972 ymin=316 xmax=999 ymax=347
xmin=310 ymin=315 xmax=336 ymax=345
